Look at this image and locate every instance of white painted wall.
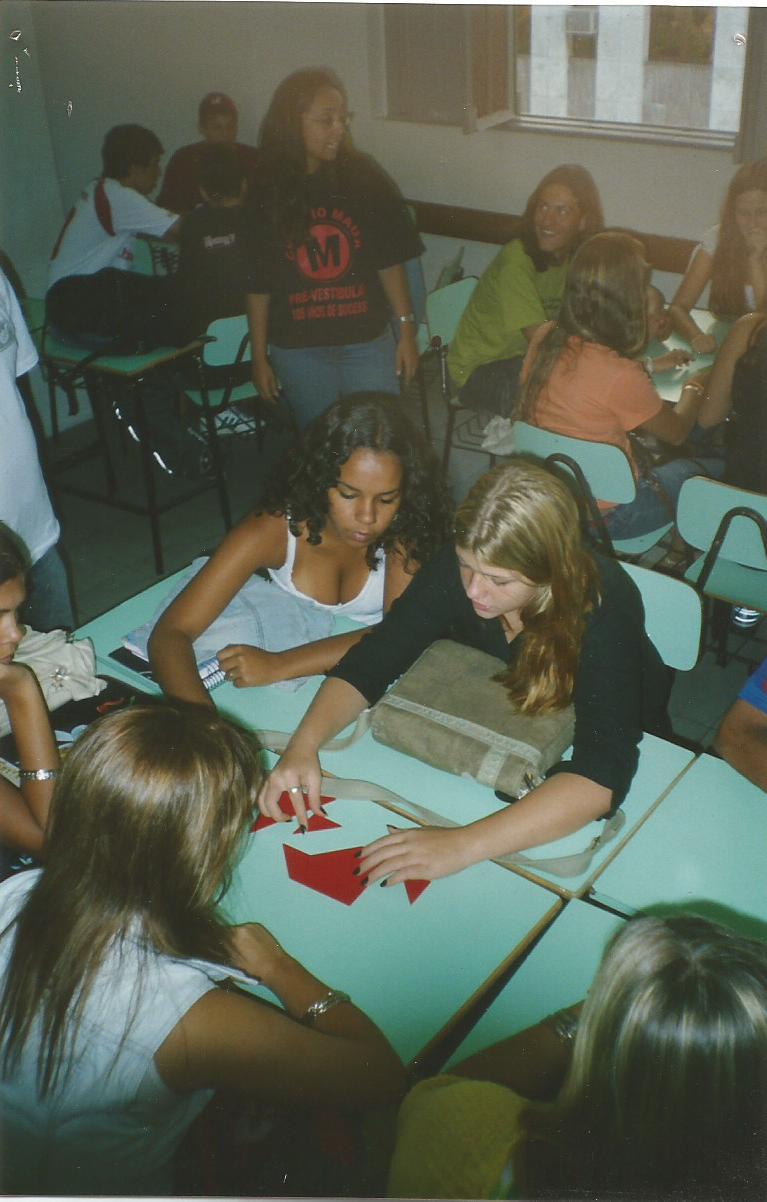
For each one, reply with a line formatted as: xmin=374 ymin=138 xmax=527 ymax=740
xmin=17 ymin=2 xmax=742 ymax=298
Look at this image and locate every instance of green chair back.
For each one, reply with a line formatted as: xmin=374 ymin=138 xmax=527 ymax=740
xmin=511 ymin=422 xmax=637 ymax=504
xmin=677 ymin=477 xmax=767 ymax=570
xmin=199 ymin=315 xmax=250 ymax=368
xmin=425 ymin=276 xmax=478 ymax=347
xmin=620 ymin=562 xmax=702 ymax=670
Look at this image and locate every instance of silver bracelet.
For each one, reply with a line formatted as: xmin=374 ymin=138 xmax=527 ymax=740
xmin=397 ymin=312 xmax=416 ymax=324
xmin=301 ymin=989 xmax=351 ymax=1025
xmin=18 ymin=768 xmax=59 ymax=782
xmin=682 ymin=381 xmax=705 ymax=397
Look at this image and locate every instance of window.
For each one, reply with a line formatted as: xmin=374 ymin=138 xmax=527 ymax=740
xmin=381 ymin=4 xmax=757 ymax=146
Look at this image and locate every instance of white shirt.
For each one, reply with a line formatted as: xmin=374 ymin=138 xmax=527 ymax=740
xmin=48 ymin=177 xmax=176 ymax=289
xmin=0 ymin=270 xmax=59 ymax=563
xmin=0 ymin=869 xmax=254 ymax=1195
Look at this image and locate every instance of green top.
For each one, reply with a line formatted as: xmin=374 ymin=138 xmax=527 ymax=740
xmin=448 ymin=238 xmax=568 ymax=387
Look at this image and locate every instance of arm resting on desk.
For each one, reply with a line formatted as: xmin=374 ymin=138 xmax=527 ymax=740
xmin=669 ymin=248 xmax=717 ymax=354
xmin=450 ymin=1002 xmax=583 ymax=1102
xmin=714 ymin=700 xmax=767 ymax=792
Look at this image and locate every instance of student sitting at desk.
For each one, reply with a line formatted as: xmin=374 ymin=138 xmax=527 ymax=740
xmin=388 ymin=914 xmax=767 ymax=1200
xmin=519 ymin=231 xmax=723 ymax=542
xmin=149 ymin=393 xmax=452 ymax=702
xmin=715 ymin=655 xmax=767 ymax=791
xmin=46 ymin=124 xmax=180 ymax=351
xmin=669 ymin=159 xmax=767 ymax=355
xmin=260 ymin=460 xmax=671 ymax=882
xmin=447 ymin=164 xmax=604 ymax=417
xmin=158 ymin=91 xmax=260 ymax=216
xmin=0 ymin=701 xmax=404 ymax=1196
xmin=0 ymin=527 xmax=58 ymax=865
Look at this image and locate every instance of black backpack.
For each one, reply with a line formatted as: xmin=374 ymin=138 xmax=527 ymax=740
xmin=725 ymin=328 xmax=767 ymax=492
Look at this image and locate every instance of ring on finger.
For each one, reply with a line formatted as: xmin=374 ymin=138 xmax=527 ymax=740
xmin=288 ymin=785 xmax=303 ymax=795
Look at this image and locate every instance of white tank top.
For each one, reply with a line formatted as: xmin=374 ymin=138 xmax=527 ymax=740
xmin=268 ymin=527 xmax=386 ymax=627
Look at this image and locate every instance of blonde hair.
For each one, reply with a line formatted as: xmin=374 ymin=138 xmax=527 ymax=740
xmin=454 ymin=461 xmax=598 ymax=713
xmin=518 ymin=915 xmax=767 ymax=1199
xmin=520 ymin=231 xmax=649 ymax=420
xmin=0 ymin=700 xmax=263 ymax=1095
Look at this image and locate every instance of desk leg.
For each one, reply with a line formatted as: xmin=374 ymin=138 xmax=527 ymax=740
xmin=195 ymin=355 xmax=232 ymax=533
xmin=87 ymin=377 xmax=117 ymax=496
xmin=132 ymin=378 xmax=164 ymax=575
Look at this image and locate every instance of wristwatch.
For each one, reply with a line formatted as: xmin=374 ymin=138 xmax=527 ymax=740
xmin=398 ymin=313 xmax=416 ymax=324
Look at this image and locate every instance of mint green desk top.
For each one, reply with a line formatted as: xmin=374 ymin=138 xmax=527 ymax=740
xmin=78 ymin=571 xmax=693 ymax=904
xmin=223 ymin=796 xmax=560 ymax=1063
xmin=652 ymin=308 xmax=731 ymax=405
xmin=41 ymin=334 xmax=202 ymax=378
xmin=590 ymin=754 xmax=767 ymax=929
xmin=445 ymin=899 xmax=623 ymax=1069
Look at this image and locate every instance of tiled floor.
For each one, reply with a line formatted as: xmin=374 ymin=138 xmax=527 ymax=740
xmin=44 ymin=358 xmax=762 ymax=753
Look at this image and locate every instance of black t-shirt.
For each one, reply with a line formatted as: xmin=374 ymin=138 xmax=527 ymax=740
xmin=173 ymin=204 xmax=254 ymax=340
xmin=329 ymin=546 xmax=671 ymax=809
xmin=247 ymin=153 xmax=423 ymax=349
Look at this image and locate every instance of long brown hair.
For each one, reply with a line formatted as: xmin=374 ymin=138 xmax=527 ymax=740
xmin=454 ymin=461 xmax=598 ymax=714
xmin=0 ymin=700 xmax=262 ymax=1095
xmin=710 ymin=159 xmax=767 ymax=319
xmin=516 ymin=915 xmax=767 ymax=1199
xmin=519 ymin=164 xmax=604 ymax=271
xmin=519 ymin=231 xmax=649 ymax=422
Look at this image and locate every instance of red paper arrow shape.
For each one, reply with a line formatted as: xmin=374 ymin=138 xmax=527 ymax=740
xmin=284 ymin=844 xmax=366 ymax=905
xmin=252 ymin=793 xmax=339 ymax=834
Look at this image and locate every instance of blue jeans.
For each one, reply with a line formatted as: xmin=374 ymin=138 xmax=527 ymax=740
xmin=604 ymin=455 xmax=724 ymax=540
xmin=269 ymin=330 xmax=400 ymax=429
xmin=23 ymin=545 xmax=75 ymax=631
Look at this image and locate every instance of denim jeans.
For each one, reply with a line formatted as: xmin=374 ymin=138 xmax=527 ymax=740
xmin=604 ymin=454 xmax=724 ymax=540
xmin=457 ymin=356 xmax=524 ymax=417
xmin=24 ymin=544 xmax=75 ymax=631
xmin=269 ymin=330 xmax=400 ymax=429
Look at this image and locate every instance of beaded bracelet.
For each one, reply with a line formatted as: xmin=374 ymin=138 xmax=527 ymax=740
xmin=18 ymin=768 xmax=59 ymax=782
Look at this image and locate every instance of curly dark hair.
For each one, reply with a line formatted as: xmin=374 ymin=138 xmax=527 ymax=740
xmin=259 ymin=393 xmax=453 ymax=570
xmin=258 ymin=66 xmax=354 ymax=245
xmin=519 ymin=164 xmax=604 ymax=271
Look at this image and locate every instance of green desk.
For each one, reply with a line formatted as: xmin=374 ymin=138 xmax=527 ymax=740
xmin=445 ymin=899 xmax=623 ymax=1068
xmin=590 ymin=754 xmax=767 ymax=935
xmin=652 ymin=307 xmax=731 ymax=405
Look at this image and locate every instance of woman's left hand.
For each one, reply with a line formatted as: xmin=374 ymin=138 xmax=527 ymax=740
xmin=218 ymin=644 xmax=282 ymax=688
xmin=358 ymin=824 xmax=477 ymax=885
xmin=395 ymin=327 xmax=419 ymax=383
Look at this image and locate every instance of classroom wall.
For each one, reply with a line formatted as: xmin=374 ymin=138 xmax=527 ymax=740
xmin=25 ymin=0 xmax=741 ymax=297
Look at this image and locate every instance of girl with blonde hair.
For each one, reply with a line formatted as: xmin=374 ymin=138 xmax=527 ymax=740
xmin=0 ymin=700 xmax=403 ymax=1195
xmin=388 ymin=914 xmax=767 ymax=1199
xmin=670 ymin=158 xmax=767 ymax=354
xmin=259 ymin=460 xmax=669 ymax=881
xmin=520 ymin=230 xmax=722 ymax=541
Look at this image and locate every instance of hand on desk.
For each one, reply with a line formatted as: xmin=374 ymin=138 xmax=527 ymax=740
xmin=257 ymin=744 xmax=324 ymax=826
xmin=218 ymin=643 xmax=280 ymax=687
xmin=653 ymin=348 xmax=692 ymax=373
xmin=691 ymin=331 xmax=717 ymax=356
xmin=360 ymin=824 xmax=476 ymax=885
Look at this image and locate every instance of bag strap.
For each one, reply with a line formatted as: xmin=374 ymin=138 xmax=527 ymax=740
xmin=255 ymin=709 xmax=624 ymax=880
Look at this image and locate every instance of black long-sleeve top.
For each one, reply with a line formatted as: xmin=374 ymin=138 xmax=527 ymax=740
xmin=328 ymin=547 xmax=671 ymax=811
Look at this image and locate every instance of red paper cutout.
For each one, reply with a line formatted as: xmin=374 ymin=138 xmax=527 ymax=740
xmin=404 ymin=878 xmax=431 ymax=904
xmin=251 ymin=793 xmax=338 ymax=833
xmin=283 ymin=844 xmax=366 ymax=906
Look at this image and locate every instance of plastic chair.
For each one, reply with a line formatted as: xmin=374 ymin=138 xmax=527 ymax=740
xmin=510 ymin=421 xmax=673 ymax=559
xmin=676 ymin=475 xmax=767 ymax=665
xmin=181 ymin=314 xmax=289 ymax=445
xmin=620 ymin=562 xmax=702 ymax=670
xmin=425 ymin=277 xmax=489 ymax=469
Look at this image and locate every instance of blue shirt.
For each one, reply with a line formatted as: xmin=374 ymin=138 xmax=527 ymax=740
xmin=738 ymin=656 xmax=767 ymax=715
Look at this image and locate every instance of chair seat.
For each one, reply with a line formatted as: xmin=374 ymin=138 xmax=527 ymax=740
xmin=612 ymin=521 xmax=674 ymax=558
xmin=684 ymin=554 xmax=767 ymax=611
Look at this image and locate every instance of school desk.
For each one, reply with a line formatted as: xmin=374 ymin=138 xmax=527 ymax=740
xmin=444 ymin=899 xmax=624 ymax=1069
xmin=651 ymin=307 xmax=730 ymax=405
xmin=78 ymin=568 xmax=695 ymax=906
xmin=589 ymin=753 xmax=767 ymax=934
xmin=222 ymin=795 xmax=561 ymax=1064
